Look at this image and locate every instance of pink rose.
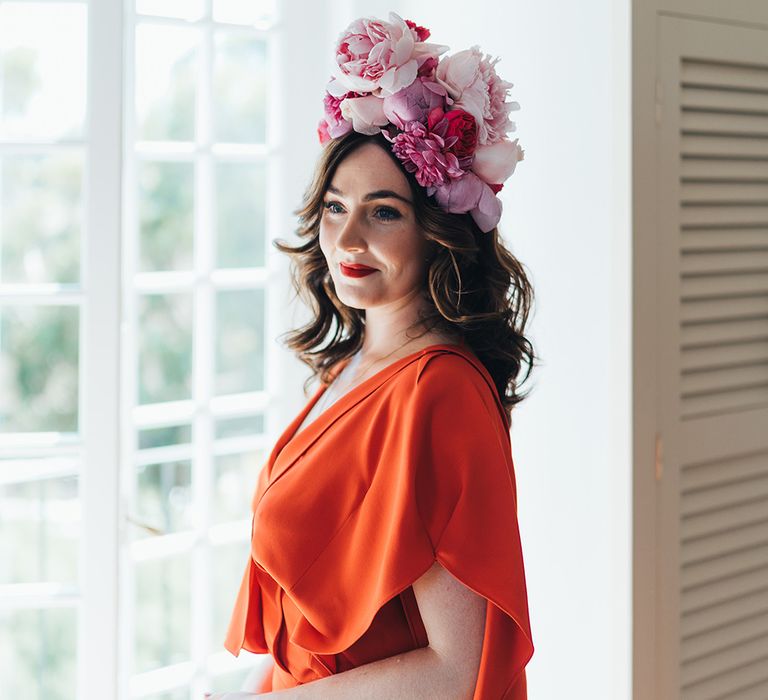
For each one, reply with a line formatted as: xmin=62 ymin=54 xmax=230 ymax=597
xmin=333 ymin=12 xmax=448 ymax=97
xmin=471 ymin=138 xmax=525 ymax=184
xmin=434 ymin=46 xmax=519 ymax=145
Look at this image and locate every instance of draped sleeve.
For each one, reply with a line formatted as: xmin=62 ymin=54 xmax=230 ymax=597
xmin=285 ymin=350 xmax=534 ymax=698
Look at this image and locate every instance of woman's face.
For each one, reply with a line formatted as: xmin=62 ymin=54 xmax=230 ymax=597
xmin=319 ymin=142 xmax=431 ymax=312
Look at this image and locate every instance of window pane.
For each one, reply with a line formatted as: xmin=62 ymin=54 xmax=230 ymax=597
xmin=212 ymin=450 xmax=266 ymax=524
xmin=212 ymin=0 xmax=275 ymax=26
xmin=0 ymin=2 xmax=86 ymax=141
xmin=134 ymin=459 xmax=192 ymax=538
xmin=210 ymin=540 xmax=250 ymax=649
xmin=138 ymin=293 xmax=193 ymax=405
xmin=0 ymin=606 xmax=77 ymax=700
xmin=0 ymin=474 xmax=79 ymax=584
xmin=215 ymin=161 xmax=266 ymax=269
xmin=214 ymin=414 xmax=263 ymax=440
xmin=138 ymin=160 xmax=194 ymax=272
xmin=134 ymin=553 xmax=191 ymax=673
xmin=136 ymin=0 xmax=204 ymax=22
xmin=138 ymin=423 xmax=192 ymax=450
xmin=0 ymin=305 xmax=79 ymax=432
xmin=215 ymin=289 xmax=265 ymax=395
xmin=1 ymin=152 xmax=83 ymax=284
xmin=135 ymin=24 xmax=198 ymax=142
xmin=213 ymin=33 xmax=266 ymax=143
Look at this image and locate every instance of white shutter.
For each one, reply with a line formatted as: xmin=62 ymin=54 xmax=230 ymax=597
xmin=656 ymin=15 xmax=768 ymax=700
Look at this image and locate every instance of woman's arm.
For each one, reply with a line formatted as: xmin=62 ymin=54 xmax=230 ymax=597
xmin=208 ymin=560 xmax=486 ymax=700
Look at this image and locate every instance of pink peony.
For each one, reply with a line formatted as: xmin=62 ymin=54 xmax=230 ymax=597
xmin=434 ymin=171 xmax=503 ymax=233
xmin=434 ymin=46 xmax=519 ymax=145
xmin=333 ymin=12 xmax=448 ymax=97
xmin=471 ymin=137 xmax=525 ymax=184
xmin=384 ymin=120 xmax=464 ymax=189
xmin=339 ymin=94 xmax=389 ymax=135
xmin=321 ymin=89 xmax=355 ymax=140
xmin=381 ymin=77 xmax=449 ymax=130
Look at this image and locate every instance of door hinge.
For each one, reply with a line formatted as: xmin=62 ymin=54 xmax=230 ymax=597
xmin=654 ymin=432 xmax=663 ymax=481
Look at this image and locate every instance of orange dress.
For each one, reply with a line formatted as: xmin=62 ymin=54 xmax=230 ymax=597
xmin=224 ymin=343 xmax=534 ymax=698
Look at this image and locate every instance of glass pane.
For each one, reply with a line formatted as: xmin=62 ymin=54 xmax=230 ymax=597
xmin=210 ymin=540 xmax=250 ymax=649
xmin=1 ymin=152 xmax=83 ymax=284
xmin=212 ymin=449 xmax=267 ymax=524
xmin=139 ymin=160 xmax=194 ymax=272
xmin=213 ymin=0 xmax=275 ymax=26
xmin=0 ymin=606 xmax=77 ymax=700
xmin=215 ymin=161 xmax=266 ymax=268
xmin=135 ymin=24 xmax=198 ymax=142
xmin=0 ymin=474 xmax=79 ymax=584
xmin=135 ymin=553 xmax=191 ymax=673
xmin=0 ymin=304 xmax=79 ymax=432
xmin=138 ymin=293 xmax=193 ymax=405
xmin=136 ymin=0 xmax=204 ymax=21
xmin=214 ymin=414 xmax=263 ymax=440
xmin=213 ymin=33 xmax=266 ymax=143
xmin=215 ymin=289 xmax=265 ymax=396
xmin=138 ymin=423 xmax=192 ymax=450
xmin=0 ymin=2 xmax=86 ymax=141
xmin=134 ymin=459 xmax=192 ymax=538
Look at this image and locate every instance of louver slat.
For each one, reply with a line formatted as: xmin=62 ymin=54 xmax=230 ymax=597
xmin=678 ymin=53 xmax=768 ymax=700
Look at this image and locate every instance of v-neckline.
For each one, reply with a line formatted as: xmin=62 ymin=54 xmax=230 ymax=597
xmin=290 ymin=342 xmax=467 ymax=444
xmin=264 ymin=342 xmax=477 ymax=486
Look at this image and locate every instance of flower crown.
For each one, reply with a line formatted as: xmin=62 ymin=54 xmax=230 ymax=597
xmin=317 ymin=12 xmax=524 ymax=233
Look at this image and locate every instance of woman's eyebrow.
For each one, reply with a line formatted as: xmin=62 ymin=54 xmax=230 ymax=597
xmin=327 ymin=185 xmax=412 ymax=206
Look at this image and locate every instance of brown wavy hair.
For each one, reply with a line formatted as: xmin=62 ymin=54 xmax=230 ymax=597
xmin=273 ymin=129 xmax=537 ymax=420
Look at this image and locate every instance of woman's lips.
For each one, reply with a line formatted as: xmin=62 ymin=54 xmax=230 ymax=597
xmin=340 ymin=262 xmax=377 ymax=278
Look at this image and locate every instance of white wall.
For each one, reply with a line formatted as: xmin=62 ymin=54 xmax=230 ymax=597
xmin=276 ymin=2 xmax=633 ymax=698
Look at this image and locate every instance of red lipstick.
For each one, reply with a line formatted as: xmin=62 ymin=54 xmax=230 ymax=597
xmin=340 ymin=262 xmax=377 ymax=278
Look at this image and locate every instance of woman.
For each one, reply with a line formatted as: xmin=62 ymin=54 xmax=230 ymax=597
xmin=212 ymin=12 xmax=536 ymax=699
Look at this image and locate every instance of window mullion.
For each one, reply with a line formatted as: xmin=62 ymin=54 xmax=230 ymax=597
xmin=80 ymin=0 xmax=124 ymax=699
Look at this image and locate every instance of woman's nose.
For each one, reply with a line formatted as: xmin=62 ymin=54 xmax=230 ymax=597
xmin=335 ymin=208 xmax=367 ymax=250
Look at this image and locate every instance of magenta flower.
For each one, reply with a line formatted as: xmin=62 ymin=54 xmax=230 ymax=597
xmin=384 ymin=120 xmax=464 ymax=189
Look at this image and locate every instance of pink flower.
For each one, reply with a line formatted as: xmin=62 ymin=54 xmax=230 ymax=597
xmin=333 ymin=12 xmax=448 ymax=97
xmin=339 ymin=94 xmax=389 ymax=135
xmin=405 ymin=19 xmax=431 ymax=42
xmin=318 ymin=119 xmax=331 ymax=145
xmin=471 ymin=138 xmax=525 ymax=184
xmin=434 ymin=46 xmax=519 ymax=145
xmin=321 ymin=89 xmax=355 ymax=140
xmin=384 ymin=120 xmax=464 ymax=189
xmin=381 ymin=77 xmax=449 ymax=130
xmin=434 ymin=171 xmax=503 ymax=233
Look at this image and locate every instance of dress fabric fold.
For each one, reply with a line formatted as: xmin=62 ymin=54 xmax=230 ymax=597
xmin=224 ymin=344 xmax=534 ymax=699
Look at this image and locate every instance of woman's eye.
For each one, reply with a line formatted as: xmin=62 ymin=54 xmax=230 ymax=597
xmin=375 ymin=206 xmax=400 ymax=221
xmin=323 ymin=201 xmax=344 ymax=214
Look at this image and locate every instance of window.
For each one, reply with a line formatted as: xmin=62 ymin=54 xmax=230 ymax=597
xmin=0 ymin=1 xmax=282 ymax=697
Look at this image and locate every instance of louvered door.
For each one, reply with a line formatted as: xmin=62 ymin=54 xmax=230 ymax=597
xmin=656 ymin=15 xmax=768 ymax=700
